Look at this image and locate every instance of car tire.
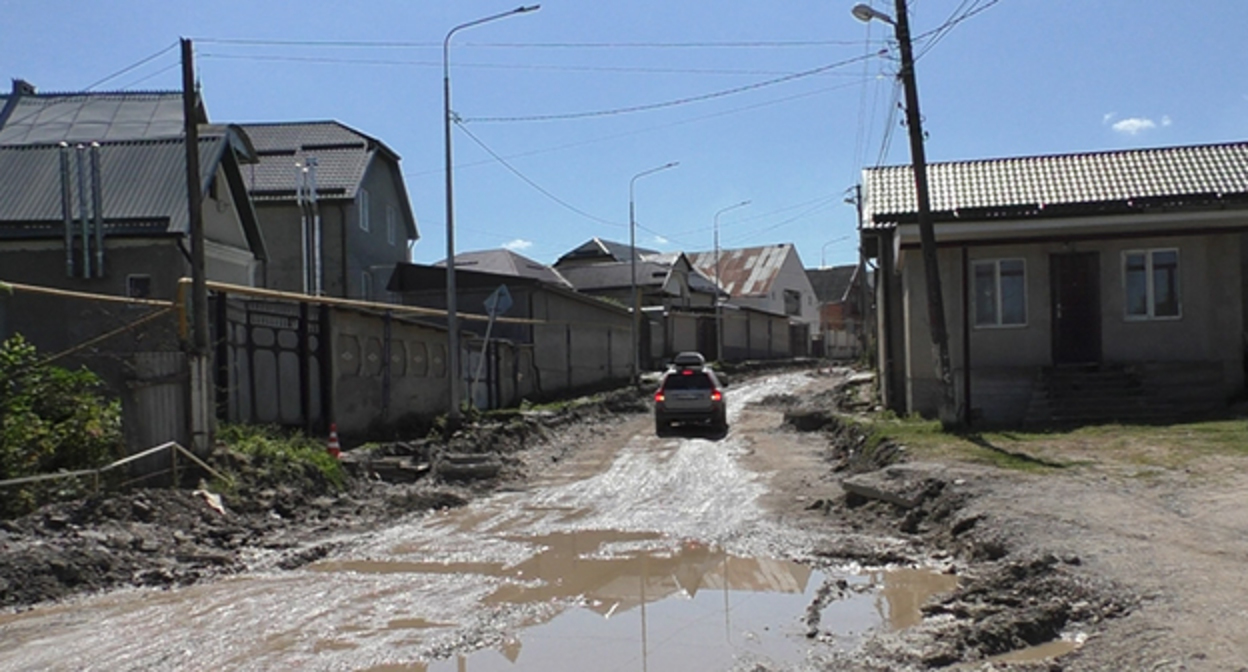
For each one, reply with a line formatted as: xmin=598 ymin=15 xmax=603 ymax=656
xmin=655 ymin=416 xmax=670 ymax=436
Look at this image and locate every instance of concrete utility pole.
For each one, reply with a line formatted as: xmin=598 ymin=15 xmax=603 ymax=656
xmin=181 ymin=38 xmax=213 ymax=453
xmin=853 ymin=0 xmax=958 ymax=425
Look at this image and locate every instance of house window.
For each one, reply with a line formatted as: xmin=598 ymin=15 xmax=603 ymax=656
xmin=361 ymin=270 xmax=373 ymax=301
xmin=1124 ymin=249 xmax=1180 ymax=319
xmin=386 ymin=205 xmax=397 ymax=246
xmin=973 ymin=258 xmax=1026 ymax=327
xmin=783 ymin=289 xmax=802 ymax=316
xmin=357 ymin=188 xmax=370 ymax=232
xmin=126 ymin=274 xmax=152 ymax=299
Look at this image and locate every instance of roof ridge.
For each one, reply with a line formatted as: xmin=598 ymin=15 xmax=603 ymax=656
xmin=870 ymin=140 xmax=1248 ymax=172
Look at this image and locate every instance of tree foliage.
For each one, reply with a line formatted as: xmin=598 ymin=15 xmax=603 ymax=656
xmin=0 ymin=334 xmax=124 ymax=516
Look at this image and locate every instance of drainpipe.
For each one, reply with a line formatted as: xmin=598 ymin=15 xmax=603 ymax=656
xmin=90 ymin=142 xmax=104 ymax=278
xmin=961 ymin=245 xmax=972 ymax=425
xmin=59 ymin=143 xmax=73 ymax=277
xmin=74 ymin=144 xmax=91 ymax=279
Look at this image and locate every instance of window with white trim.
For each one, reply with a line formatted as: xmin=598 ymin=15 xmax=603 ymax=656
xmin=386 ymin=205 xmax=397 ymax=245
xmin=357 ymin=188 xmax=370 ymax=232
xmin=1124 ymin=249 xmax=1180 ymax=319
xmin=973 ymin=258 xmax=1026 ymax=327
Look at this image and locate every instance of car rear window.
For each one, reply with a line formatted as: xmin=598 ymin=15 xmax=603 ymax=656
xmin=662 ymin=372 xmax=713 ymax=390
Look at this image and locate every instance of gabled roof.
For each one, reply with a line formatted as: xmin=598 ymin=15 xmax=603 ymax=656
xmin=237 ymin=121 xmax=418 ymax=239
xmin=807 ymin=265 xmax=858 ymax=304
xmin=0 ymin=89 xmax=204 ymax=145
xmin=554 ymin=237 xmax=658 ymax=266
xmin=435 ymin=248 xmax=571 ymax=288
xmin=641 ymin=251 xmax=720 ymax=295
xmin=863 ymin=141 xmax=1248 ymax=228
xmin=687 ymin=244 xmax=796 ymax=298
xmin=558 ymin=260 xmax=673 ymax=292
xmin=0 ymin=134 xmax=266 ymax=259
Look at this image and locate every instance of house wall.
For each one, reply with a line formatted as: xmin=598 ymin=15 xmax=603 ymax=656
xmin=900 ymin=231 xmax=1246 ymax=421
xmin=729 ymin=249 xmax=821 ymax=336
xmin=351 ymin=159 xmax=412 ymax=302
xmin=253 ymin=202 xmax=307 ymax=294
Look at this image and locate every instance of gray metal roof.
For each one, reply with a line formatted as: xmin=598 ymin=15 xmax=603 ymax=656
xmin=0 ymin=91 xmax=192 ymax=145
xmin=554 ymin=237 xmax=659 ymax=266
xmin=806 ymin=265 xmax=857 ymax=304
xmin=863 ymin=141 xmax=1248 ymax=228
xmin=687 ymin=244 xmax=795 ymax=298
xmin=559 ymin=260 xmax=673 ymax=292
xmin=435 ymin=248 xmax=572 ymax=288
xmin=238 ymin=121 xmax=397 ymax=201
xmin=0 ymin=136 xmax=230 ymax=237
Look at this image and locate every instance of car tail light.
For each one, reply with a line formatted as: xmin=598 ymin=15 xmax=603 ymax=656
xmin=711 ymin=390 xmax=722 ymax=402
xmin=654 ymin=391 xmax=665 ymax=402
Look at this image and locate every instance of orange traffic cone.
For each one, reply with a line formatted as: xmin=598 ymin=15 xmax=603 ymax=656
xmin=327 ymin=423 xmax=342 ymax=459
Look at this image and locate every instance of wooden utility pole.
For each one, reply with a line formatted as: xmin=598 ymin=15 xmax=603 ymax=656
xmin=181 ymin=38 xmax=208 ymax=356
xmin=892 ymin=0 xmax=958 ymax=426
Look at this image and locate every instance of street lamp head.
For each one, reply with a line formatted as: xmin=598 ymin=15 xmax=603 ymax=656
xmin=515 ymin=5 xmax=541 ymax=14
xmin=851 ymin=3 xmax=894 ymax=25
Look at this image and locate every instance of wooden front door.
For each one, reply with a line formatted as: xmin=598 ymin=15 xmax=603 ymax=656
xmin=1050 ymin=252 xmax=1101 ymax=364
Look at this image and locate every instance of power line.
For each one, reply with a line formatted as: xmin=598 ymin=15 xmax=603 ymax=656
xmin=195 ymin=36 xmax=876 ymax=49
xmin=83 ymin=41 xmax=179 ymax=91
xmin=462 ymin=53 xmax=881 ymax=123
xmin=407 ymin=77 xmax=871 ymax=179
xmin=199 ymin=52 xmax=808 ymax=77
xmin=453 ymin=122 xmax=625 ymax=228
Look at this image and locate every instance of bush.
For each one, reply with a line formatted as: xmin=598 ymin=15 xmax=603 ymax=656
xmin=0 ymin=334 xmax=124 ymax=517
xmin=214 ymin=424 xmax=346 ymax=496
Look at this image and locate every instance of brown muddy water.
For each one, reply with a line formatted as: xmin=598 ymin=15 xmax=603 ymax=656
xmin=0 ymin=372 xmax=958 ymax=671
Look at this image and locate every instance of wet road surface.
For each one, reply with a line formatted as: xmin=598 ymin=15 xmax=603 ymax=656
xmin=0 ymin=372 xmax=954 ymax=671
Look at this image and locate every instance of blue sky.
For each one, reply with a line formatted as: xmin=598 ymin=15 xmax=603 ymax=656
xmin=3 ymin=0 xmax=1247 ymax=270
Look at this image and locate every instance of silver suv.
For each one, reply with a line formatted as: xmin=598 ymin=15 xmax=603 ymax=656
xmin=654 ymin=352 xmax=728 ymax=435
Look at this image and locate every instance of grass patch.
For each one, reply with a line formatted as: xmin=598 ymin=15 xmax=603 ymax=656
xmin=856 ymin=413 xmax=1248 ymax=474
xmin=214 ymin=424 xmax=346 ymax=494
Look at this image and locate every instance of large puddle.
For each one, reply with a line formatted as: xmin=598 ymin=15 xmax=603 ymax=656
xmin=308 ymin=529 xmax=958 ymax=671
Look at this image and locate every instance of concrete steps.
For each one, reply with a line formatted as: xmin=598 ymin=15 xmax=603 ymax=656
xmin=1023 ymin=362 xmax=1226 ymax=428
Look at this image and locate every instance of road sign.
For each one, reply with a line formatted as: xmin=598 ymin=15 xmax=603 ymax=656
xmin=484 ymin=284 xmax=512 ymax=317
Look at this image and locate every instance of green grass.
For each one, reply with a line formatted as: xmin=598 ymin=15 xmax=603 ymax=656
xmin=855 ymin=412 xmax=1248 ymax=474
xmin=215 ymin=424 xmax=346 ymax=492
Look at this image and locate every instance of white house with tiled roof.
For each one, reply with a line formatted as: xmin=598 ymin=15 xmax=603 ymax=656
xmin=862 ymin=141 xmax=1248 ymax=426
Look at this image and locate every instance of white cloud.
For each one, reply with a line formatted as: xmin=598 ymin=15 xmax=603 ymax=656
xmin=652 ymin=235 xmax=669 ymax=245
xmin=1161 ymin=115 xmax=1173 ymax=127
xmin=1111 ymin=117 xmax=1157 ymax=135
xmin=502 ymin=239 xmax=532 ymax=251
xmin=1102 ymin=112 xmax=1117 ymax=124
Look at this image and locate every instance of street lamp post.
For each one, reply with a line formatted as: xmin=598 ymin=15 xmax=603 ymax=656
xmin=713 ymin=200 xmax=750 ymax=363
xmin=853 ymin=0 xmax=957 ymax=426
xmin=629 ymin=161 xmax=678 ymax=385
xmin=443 ymin=5 xmax=539 ymax=427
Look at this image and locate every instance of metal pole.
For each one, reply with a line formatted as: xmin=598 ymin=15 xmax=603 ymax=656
xmin=713 ymin=200 xmax=749 ymax=363
xmin=443 ymin=5 xmax=540 ymax=428
xmin=628 ymin=162 xmax=678 ymax=384
xmin=891 ymin=0 xmax=957 ymax=426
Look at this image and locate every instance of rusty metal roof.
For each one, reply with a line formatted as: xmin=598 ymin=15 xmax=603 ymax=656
xmin=863 ymin=141 xmax=1248 ymax=228
xmin=687 ymin=244 xmax=794 ymax=298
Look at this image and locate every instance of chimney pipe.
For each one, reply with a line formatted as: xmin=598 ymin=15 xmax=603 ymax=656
xmin=74 ymin=144 xmax=91 ymax=279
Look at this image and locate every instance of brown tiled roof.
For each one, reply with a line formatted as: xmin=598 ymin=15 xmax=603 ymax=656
xmin=863 ymin=141 xmax=1248 ymax=228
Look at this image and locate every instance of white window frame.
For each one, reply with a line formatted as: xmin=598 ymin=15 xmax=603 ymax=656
xmin=357 ymin=188 xmax=370 ymax=232
xmin=1123 ymin=248 xmax=1181 ymax=321
xmin=386 ymin=205 xmax=397 ymax=246
xmin=972 ymin=258 xmax=1027 ymax=328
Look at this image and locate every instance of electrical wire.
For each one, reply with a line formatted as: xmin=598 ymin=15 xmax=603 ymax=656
xmin=453 ymin=121 xmax=625 ymax=228
xmin=83 ymin=42 xmax=179 ymax=91
xmin=198 ymin=52 xmax=806 ymax=77
xmin=461 ymin=53 xmax=881 ymax=123
xmin=116 ymin=62 xmax=181 ymax=90
xmin=195 ymin=37 xmax=875 ymax=49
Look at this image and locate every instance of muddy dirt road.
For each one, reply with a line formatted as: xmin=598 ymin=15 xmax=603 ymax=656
xmin=0 ymin=370 xmax=957 ymax=671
